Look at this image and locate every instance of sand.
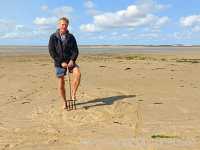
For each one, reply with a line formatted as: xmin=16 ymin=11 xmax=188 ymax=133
xmin=0 ymin=48 xmax=200 ymax=150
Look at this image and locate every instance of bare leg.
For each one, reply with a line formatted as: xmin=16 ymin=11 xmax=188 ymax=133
xmin=71 ymin=66 xmax=81 ymax=100
xmin=58 ymin=76 xmax=67 ymax=109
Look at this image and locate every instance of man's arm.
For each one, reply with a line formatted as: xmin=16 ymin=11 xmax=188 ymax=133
xmin=70 ymin=35 xmax=79 ymax=62
xmin=48 ymin=35 xmax=62 ymax=65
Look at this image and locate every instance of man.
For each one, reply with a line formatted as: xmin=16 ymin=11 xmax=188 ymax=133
xmin=48 ymin=17 xmax=81 ymax=109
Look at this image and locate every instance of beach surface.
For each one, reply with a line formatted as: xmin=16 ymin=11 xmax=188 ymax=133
xmin=0 ymin=46 xmax=200 ymax=150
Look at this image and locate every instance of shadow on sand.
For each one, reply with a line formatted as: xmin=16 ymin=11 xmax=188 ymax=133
xmin=77 ymin=95 xmax=136 ymax=109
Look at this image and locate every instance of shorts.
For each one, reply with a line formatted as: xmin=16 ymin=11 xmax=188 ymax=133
xmin=55 ymin=64 xmax=79 ymax=78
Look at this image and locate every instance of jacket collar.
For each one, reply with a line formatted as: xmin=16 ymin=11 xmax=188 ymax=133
xmin=55 ymin=29 xmax=69 ymax=39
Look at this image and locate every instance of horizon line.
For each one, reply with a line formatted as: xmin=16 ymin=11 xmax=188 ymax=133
xmin=0 ymin=44 xmax=199 ymax=47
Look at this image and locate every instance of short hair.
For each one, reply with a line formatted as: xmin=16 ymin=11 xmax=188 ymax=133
xmin=58 ymin=17 xmax=69 ymax=24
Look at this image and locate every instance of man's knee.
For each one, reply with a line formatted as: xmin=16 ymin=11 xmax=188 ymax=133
xmin=73 ymin=67 xmax=81 ymax=78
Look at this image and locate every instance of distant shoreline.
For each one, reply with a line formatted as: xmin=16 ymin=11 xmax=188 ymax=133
xmin=0 ymin=45 xmax=200 ymax=56
xmin=0 ymin=44 xmax=200 ymax=47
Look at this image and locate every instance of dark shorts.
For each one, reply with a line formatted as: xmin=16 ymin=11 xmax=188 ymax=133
xmin=55 ymin=64 xmax=79 ymax=78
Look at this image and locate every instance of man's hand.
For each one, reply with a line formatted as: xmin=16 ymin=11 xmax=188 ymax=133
xmin=61 ymin=62 xmax=68 ymax=68
xmin=68 ymin=60 xmax=74 ymax=68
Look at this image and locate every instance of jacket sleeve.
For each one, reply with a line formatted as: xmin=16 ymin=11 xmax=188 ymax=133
xmin=70 ymin=35 xmax=79 ymax=62
xmin=48 ymin=35 xmax=62 ymax=65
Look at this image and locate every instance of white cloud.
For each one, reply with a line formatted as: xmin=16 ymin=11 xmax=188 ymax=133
xmin=138 ymin=33 xmax=159 ymax=39
xmin=0 ymin=5 xmax=75 ymax=40
xmin=135 ymin=0 xmax=170 ymax=13
xmin=0 ymin=32 xmax=32 ymax=39
xmin=80 ymin=23 xmax=102 ymax=32
xmin=192 ymin=26 xmax=200 ymax=32
xmin=33 ymin=17 xmax=57 ymax=26
xmin=0 ymin=27 xmax=52 ymax=40
xmin=84 ymin=0 xmax=100 ymax=16
xmin=31 ymin=5 xmax=74 ymax=39
xmin=0 ymin=18 xmax=52 ymax=40
xmin=180 ymin=15 xmax=200 ymax=27
xmin=80 ymin=0 xmax=169 ymax=32
xmin=111 ymin=32 xmax=118 ymax=36
xmin=154 ymin=16 xmax=169 ymax=27
xmin=33 ymin=5 xmax=74 ymax=29
xmin=180 ymin=15 xmax=200 ymax=32
xmin=41 ymin=5 xmax=48 ymax=11
xmin=53 ymin=6 xmax=73 ymax=17
xmin=1 ymin=32 xmax=20 ymax=39
xmin=84 ymin=0 xmax=94 ymax=9
xmin=15 ymin=25 xmax=24 ymax=31
xmin=0 ymin=19 xmax=26 ymax=39
xmin=0 ymin=19 xmax=16 ymax=32
xmin=173 ymin=32 xmax=192 ymax=40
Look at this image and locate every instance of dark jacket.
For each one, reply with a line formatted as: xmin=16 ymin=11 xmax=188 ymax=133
xmin=48 ymin=29 xmax=79 ymax=67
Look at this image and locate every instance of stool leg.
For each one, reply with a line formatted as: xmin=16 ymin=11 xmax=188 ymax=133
xmin=74 ymin=100 xmax=76 ymax=110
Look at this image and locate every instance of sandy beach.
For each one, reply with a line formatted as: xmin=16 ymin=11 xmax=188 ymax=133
xmin=0 ymin=47 xmax=200 ymax=150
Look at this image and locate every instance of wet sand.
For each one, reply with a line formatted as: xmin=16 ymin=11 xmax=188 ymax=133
xmin=0 ymin=47 xmax=200 ymax=149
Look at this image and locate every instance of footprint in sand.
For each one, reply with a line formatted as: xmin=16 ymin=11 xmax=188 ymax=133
xmin=124 ymin=67 xmax=131 ymax=70
xmin=153 ymin=102 xmax=163 ymax=105
xmin=0 ymin=74 xmax=5 ymax=79
xmin=63 ymin=109 xmax=110 ymax=124
xmin=110 ymin=101 xmax=143 ymax=135
xmin=21 ymin=101 xmax=30 ymax=104
xmin=41 ymin=87 xmax=139 ymax=128
xmin=176 ymin=106 xmax=189 ymax=114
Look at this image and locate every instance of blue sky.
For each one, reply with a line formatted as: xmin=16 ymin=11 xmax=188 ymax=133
xmin=0 ymin=0 xmax=200 ymax=45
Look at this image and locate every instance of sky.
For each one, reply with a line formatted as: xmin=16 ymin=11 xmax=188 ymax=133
xmin=0 ymin=0 xmax=200 ymax=45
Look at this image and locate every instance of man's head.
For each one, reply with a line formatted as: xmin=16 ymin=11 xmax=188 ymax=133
xmin=58 ymin=17 xmax=69 ymax=34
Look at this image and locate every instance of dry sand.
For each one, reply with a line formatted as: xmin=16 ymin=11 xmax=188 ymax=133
xmin=0 ymin=49 xmax=200 ymax=149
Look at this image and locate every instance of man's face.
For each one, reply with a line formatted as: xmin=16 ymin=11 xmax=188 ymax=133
xmin=59 ymin=20 xmax=68 ymax=34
